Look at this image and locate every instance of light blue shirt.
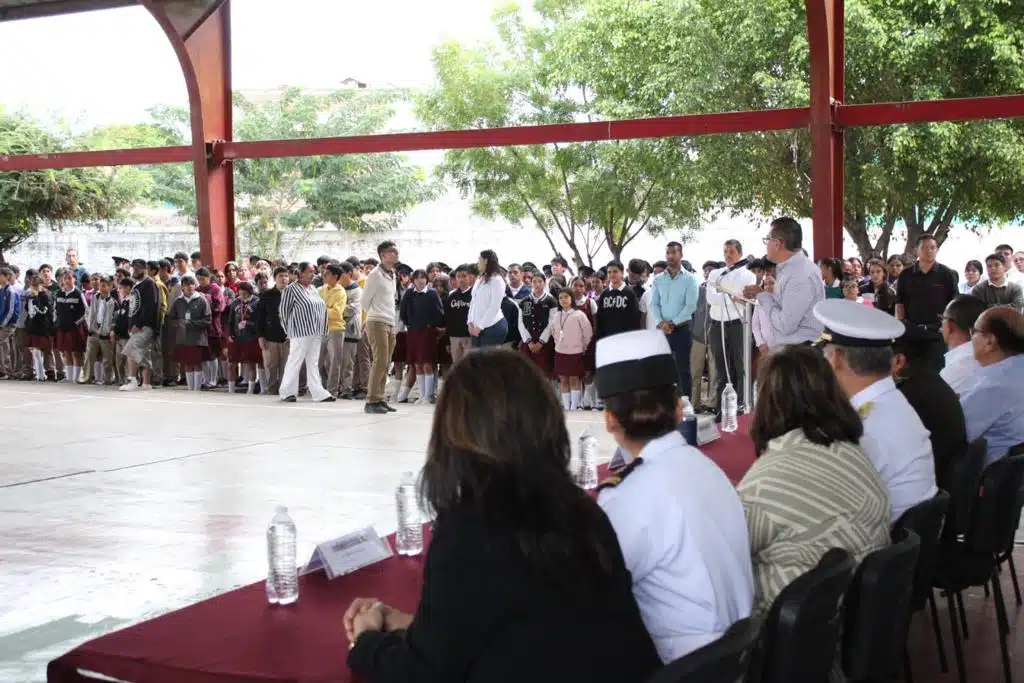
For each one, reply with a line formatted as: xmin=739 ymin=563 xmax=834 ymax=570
xmin=598 ymin=431 xmax=754 ymax=663
xmin=650 ymin=268 xmax=699 ymax=327
xmin=960 ymin=354 xmax=1024 ymax=466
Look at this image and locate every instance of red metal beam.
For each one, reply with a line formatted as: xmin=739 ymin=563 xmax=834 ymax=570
xmin=0 ymin=146 xmax=192 ymax=172
xmin=837 ymin=94 xmax=1024 ymax=128
xmin=217 ymin=108 xmax=811 ymax=161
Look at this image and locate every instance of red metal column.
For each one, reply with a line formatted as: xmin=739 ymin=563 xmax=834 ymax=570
xmin=830 ymin=0 xmax=845 ymax=259
xmin=142 ymin=0 xmax=234 ymax=267
xmin=805 ymin=0 xmax=844 ymax=259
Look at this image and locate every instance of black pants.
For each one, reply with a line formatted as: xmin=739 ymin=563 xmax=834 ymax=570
xmin=710 ymin=319 xmax=746 ymax=408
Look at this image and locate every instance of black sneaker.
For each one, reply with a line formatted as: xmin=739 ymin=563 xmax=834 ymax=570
xmin=339 ymin=392 xmax=355 ymax=400
xmin=318 ymin=396 xmax=336 ymax=403
xmin=382 ymin=402 xmax=397 ymax=413
xmin=281 ymin=395 xmax=297 ymax=403
xmin=364 ymin=401 xmax=388 ymax=414
xmin=353 ymin=390 xmax=368 ymax=400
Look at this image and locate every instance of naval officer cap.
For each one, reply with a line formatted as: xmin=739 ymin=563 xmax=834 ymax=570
xmin=595 ymin=330 xmax=678 ymax=399
xmin=813 ymin=299 xmax=906 ymax=347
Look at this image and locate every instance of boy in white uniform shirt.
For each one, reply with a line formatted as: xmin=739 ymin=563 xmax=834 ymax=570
xmin=595 ymin=329 xmax=753 ymax=663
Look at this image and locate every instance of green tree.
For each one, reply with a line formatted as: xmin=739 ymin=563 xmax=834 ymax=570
xmin=0 ymin=110 xmax=136 ymax=262
xmin=234 ymin=87 xmax=434 ymax=256
xmin=552 ymin=0 xmax=1024 ymax=259
xmin=416 ymin=3 xmax=705 ymax=267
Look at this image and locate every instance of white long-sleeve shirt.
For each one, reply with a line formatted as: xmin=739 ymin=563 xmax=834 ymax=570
xmin=361 ymin=267 xmax=397 ymax=326
xmin=706 ymin=265 xmax=757 ymax=322
xmin=467 ymin=276 xmax=506 ymax=329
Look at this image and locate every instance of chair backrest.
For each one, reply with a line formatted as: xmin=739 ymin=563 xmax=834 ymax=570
xmin=842 ymin=529 xmax=922 ymax=682
xmin=966 ymin=454 xmax=1024 ymax=556
xmin=890 ymin=489 xmax=950 ymax=610
xmin=645 ymin=617 xmax=761 ymax=683
xmin=947 ymin=437 xmax=988 ymax=535
xmin=758 ymin=548 xmax=856 ymax=683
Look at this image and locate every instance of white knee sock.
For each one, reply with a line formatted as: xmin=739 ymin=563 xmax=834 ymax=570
xmin=425 ymin=373 xmax=436 ymax=399
xmin=570 ymin=390 xmax=581 ymax=410
xmin=247 ymin=378 xmax=256 ymax=394
xmin=94 ymin=361 xmax=102 ymax=380
xmin=562 ymin=392 xmax=571 ymax=410
xmin=257 ymin=367 xmax=266 ymax=393
xmin=69 ymin=366 xmax=79 ymax=383
xmin=396 ymin=382 xmax=411 ymax=402
xmin=415 ymin=374 xmax=425 ymax=399
xmin=228 ymin=381 xmax=236 ymax=394
xmin=34 ymin=351 xmax=44 ymax=380
xmin=190 ymin=371 xmax=202 ymax=390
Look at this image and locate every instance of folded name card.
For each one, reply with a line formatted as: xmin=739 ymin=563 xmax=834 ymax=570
xmin=302 ymin=526 xmax=394 ymax=580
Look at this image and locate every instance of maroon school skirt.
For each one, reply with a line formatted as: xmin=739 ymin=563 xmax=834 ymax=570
xmin=554 ymin=351 xmax=584 ymax=378
xmin=26 ymin=335 xmax=53 ymax=351
xmin=207 ymin=336 xmax=223 ymax=357
xmin=228 ymin=339 xmax=263 ymax=364
xmin=436 ymin=333 xmax=452 ymax=366
xmin=55 ymin=325 xmax=88 ymax=353
xmin=406 ymin=327 xmax=438 ymax=364
xmin=521 ymin=340 xmax=554 ymax=375
xmin=583 ymin=341 xmax=596 ymax=373
xmin=176 ymin=345 xmax=213 ymax=366
xmin=392 ymin=331 xmax=408 ymax=363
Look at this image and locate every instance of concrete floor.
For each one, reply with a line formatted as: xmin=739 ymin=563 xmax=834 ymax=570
xmin=0 ymin=381 xmax=614 ymax=683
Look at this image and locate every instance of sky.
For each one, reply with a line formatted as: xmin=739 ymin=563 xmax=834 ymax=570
xmin=0 ymin=0 xmax=505 ymax=127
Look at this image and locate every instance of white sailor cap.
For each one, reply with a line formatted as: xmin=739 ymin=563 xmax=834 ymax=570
xmin=595 ymin=330 xmax=678 ymax=399
xmin=812 ymin=299 xmax=905 ymax=347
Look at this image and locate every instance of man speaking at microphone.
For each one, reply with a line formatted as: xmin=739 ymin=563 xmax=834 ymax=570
xmin=706 ymin=239 xmax=757 ymax=415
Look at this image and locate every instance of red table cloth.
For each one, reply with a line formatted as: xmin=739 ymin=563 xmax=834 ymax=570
xmin=47 ymin=417 xmax=753 ymax=683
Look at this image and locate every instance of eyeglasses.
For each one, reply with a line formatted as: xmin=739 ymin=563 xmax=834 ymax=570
xmin=762 ymin=235 xmax=780 ymax=245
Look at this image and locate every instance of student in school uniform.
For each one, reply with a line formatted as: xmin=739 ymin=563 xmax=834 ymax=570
xmin=546 ymin=287 xmax=594 ymax=410
xmin=169 ymin=275 xmax=213 ymax=391
xmin=518 ymin=271 xmax=558 ymax=377
xmin=338 ymin=261 xmax=363 ymax=400
xmin=572 ymin=277 xmax=599 ymax=408
xmin=79 ymin=276 xmax=118 ymax=385
xmin=113 ymin=279 xmax=134 ymax=384
xmin=25 ymin=275 xmax=56 ymax=381
xmin=226 ymin=281 xmax=262 ymax=394
xmin=444 ymin=265 xmax=474 ymax=365
xmin=399 ymin=269 xmax=444 ymax=404
xmin=54 ymin=270 xmax=88 ymax=384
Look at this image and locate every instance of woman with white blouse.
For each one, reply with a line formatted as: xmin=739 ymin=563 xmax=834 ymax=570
xmin=468 ymin=250 xmax=509 ymax=349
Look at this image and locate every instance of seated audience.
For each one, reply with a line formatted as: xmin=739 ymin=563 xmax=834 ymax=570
xmin=738 ymin=345 xmax=891 ymax=615
xmin=939 ymin=294 xmax=986 ymax=394
xmin=972 ymin=253 xmax=1024 ymax=309
xmin=343 ymin=349 xmax=661 ymax=683
xmin=815 ymin=299 xmax=938 ymax=522
xmin=892 ymin=325 xmax=967 ymax=491
xmin=959 ymin=306 xmax=1024 ymax=466
xmin=594 ymin=330 xmax=753 ymax=663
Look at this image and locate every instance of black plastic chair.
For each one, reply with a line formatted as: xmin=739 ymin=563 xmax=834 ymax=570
xmin=645 ymin=617 xmax=761 ymax=683
xmin=946 ymin=438 xmax=987 ymax=538
xmin=756 ymin=548 xmax=856 ymax=683
xmin=932 ymin=454 xmax=1024 ymax=683
xmin=842 ymin=529 xmax=921 ymax=683
xmin=997 ymin=441 xmax=1024 ymax=606
xmin=889 ymin=489 xmax=951 ymax=679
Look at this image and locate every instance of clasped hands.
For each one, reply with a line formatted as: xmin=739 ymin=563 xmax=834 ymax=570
xmin=344 ymin=598 xmax=414 ymax=646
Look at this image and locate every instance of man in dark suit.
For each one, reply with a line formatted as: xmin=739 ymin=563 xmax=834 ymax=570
xmin=892 ymin=324 xmax=967 ymax=491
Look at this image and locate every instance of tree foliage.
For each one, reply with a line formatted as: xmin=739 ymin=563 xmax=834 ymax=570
xmin=0 ymin=110 xmax=140 ymax=262
xmin=551 ymin=0 xmax=1024 ymax=258
xmin=233 ymin=87 xmax=435 ymax=256
xmin=417 ymin=2 xmax=705 ymax=267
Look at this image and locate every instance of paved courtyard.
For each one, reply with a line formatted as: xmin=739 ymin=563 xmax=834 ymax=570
xmin=0 ymin=381 xmax=613 ymax=683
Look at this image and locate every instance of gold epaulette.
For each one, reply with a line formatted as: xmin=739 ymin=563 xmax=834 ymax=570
xmin=857 ymin=402 xmax=875 ymax=419
xmin=597 ymin=457 xmax=644 ymax=492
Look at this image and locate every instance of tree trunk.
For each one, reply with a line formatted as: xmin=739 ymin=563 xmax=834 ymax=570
xmin=844 ymin=209 xmax=898 ymax=261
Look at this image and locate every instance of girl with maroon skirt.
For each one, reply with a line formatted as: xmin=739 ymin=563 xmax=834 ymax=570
xmin=54 ymin=270 xmax=88 ymax=383
xmin=545 ymin=288 xmax=593 ymax=411
xmin=399 ymin=269 xmax=444 ymax=405
xmin=227 ymin=281 xmax=262 ymax=394
xmin=24 ymin=275 xmax=56 ymax=381
xmin=572 ymin=277 xmax=599 ymax=409
xmin=169 ymin=275 xmax=213 ymax=391
xmin=517 ymin=271 xmax=558 ymax=376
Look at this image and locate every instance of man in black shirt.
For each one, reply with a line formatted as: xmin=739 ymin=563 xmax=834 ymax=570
xmin=445 ymin=265 xmax=474 ymax=365
xmin=896 ymin=234 xmax=959 ymax=370
xmin=596 ymin=261 xmax=641 ymax=340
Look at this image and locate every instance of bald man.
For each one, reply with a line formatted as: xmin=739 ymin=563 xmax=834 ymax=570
xmin=959 ymin=306 xmax=1024 ymax=466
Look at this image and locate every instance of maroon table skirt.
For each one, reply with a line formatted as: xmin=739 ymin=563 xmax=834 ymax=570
xmin=48 ymin=417 xmax=754 ymax=683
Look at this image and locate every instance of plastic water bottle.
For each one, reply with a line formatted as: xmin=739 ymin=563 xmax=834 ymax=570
xmin=578 ymin=427 xmax=600 ymax=489
xmin=721 ymin=382 xmax=739 ymax=433
xmin=266 ymin=506 xmax=298 ymax=605
xmin=680 ymin=396 xmax=699 ymax=446
xmin=395 ymin=472 xmax=423 ymax=556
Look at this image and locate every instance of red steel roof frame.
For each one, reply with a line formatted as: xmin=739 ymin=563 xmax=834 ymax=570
xmin=1 ymin=0 xmax=1022 ymax=263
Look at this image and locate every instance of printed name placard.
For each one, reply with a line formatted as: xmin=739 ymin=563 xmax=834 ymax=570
xmin=302 ymin=526 xmax=394 ymax=580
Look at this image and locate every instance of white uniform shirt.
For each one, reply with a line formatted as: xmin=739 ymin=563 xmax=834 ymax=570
xmin=940 ymin=342 xmax=981 ymax=395
xmin=706 ymin=265 xmax=757 ymax=322
xmin=598 ymin=431 xmax=754 ymax=663
xmin=851 ymin=377 xmax=938 ymax=523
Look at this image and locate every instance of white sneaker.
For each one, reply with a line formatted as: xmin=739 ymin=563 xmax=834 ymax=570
xmin=415 ymin=396 xmax=431 ymax=405
xmin=138 ymin=384 xmax=153 ymax=391
xmin=119 ymin=379 xmax=139 ymax=392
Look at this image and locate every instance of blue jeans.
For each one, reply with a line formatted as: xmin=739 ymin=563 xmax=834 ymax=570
xmin=667 ymin=323 xmax=693 ymax=398
xmin=471 ymin=319 xmax=508 ymax=349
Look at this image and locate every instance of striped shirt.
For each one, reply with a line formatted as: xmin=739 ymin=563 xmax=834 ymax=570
xmin=279 ymin=282 xmax=327 ymax=339
xmin=736 ymin=428 xmax=891 ymax=616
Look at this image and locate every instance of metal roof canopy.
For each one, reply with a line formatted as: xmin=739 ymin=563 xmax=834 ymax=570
xmin=0 ymin=0 xmax=1023 ymax=266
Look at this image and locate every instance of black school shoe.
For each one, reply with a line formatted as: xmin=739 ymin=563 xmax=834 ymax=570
xmin=281 ymin=395 xmax=297 ymax=403
xmin=318 ymin=396 xmax=336 ymax=403
xmin=382 ymin=402 xmax=397 ymax=413
xmin=339 ymin=392 xmax=355 ymax=400
xmin=364 ymin=401 xmax=388 ymax=414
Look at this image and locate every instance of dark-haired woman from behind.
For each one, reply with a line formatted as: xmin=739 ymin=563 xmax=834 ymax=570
xmin=343 ymin=349 xmax=661 ymax=683
xmin=737 ymin=345 xmax=891 ymax=616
